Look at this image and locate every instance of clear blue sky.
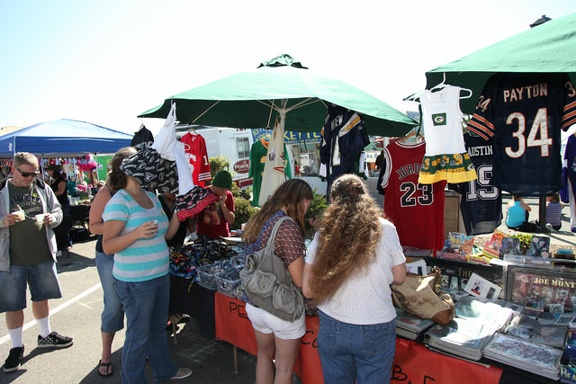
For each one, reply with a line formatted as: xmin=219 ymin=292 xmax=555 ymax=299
xmin=1 ymin=0 xmax=576 ymax=135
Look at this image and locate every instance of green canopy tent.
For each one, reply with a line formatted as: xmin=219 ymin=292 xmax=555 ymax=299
xmin=139 ymin=54 xmax=417 ymax=137
xmin=425 ymin=11 xmax=576 ymax=114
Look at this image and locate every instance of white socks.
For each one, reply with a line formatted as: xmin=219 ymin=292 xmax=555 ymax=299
xmin=9 ymin=327 xmax=23 ymax=348
xmin=37 ymin=316 xmax=51 ymax=338
xmin=8 ymin=317 xmax=51 ymax=348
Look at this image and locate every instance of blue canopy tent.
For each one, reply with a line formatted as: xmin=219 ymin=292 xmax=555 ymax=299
xmin=0 ymin=119 xmax=133 ymax=157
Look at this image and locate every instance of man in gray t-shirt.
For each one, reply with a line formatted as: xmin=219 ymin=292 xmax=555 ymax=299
xmin=0 ymin=152 xmax=73 ymax=374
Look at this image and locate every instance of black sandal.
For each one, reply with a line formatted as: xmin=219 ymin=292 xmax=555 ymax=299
xmin=97 ymin=360 xmax=113 ymax=377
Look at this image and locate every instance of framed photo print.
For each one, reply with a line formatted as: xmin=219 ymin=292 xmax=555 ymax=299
xmin=505 ymin=265 xmax=576 ymax=312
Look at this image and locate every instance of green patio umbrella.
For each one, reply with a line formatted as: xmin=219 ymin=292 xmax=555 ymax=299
xmin=139 ymin=54 xmax=417 ymax=137
xmin=425 ymin=11 xmax=576 ymax=114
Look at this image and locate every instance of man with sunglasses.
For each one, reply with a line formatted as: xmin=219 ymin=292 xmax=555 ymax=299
xmin=0 ymin=152 xmax=73 ymax=374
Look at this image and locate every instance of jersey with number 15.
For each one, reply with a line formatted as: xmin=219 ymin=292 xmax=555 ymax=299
xmin=466 ymin=73 xmax=576 ymax=197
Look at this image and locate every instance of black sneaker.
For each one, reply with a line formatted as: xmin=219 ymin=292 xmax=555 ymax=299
xmin=3 ymin=346 xmax=24 ymax=373
xmin=37 ymin=332 xmax=73 ymax=349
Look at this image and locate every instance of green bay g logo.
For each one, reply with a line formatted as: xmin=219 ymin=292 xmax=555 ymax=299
xmin=432 ymin=113 xmax=447 ymax=126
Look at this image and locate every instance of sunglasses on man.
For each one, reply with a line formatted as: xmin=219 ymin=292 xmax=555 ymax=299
xmin=17 ymin=168 xmax=40 ymax=178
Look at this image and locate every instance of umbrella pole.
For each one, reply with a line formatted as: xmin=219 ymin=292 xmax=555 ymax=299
xmin=279 ymin=110 xmax=286 ymax=132
xmin=537 ymin=196 xmax=550 ymax=233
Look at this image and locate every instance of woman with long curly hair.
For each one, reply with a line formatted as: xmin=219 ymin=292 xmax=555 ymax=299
xmin=302 ymin=174 xmax=406 ymax=384
xmin=241 ymin=178 xmax=313 ymax=384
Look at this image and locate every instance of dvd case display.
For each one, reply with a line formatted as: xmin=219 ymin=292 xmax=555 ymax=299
xmin=525 ymin=236 xmax=551 ymax=257
xmin=500 ymin=237 xmax=521 ymax=258
xmin=483 ymin=229 xmax=507 ymax=258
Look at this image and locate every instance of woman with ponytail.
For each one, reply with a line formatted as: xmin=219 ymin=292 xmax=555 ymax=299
xmin=89 ymin=146 xmax=136 ymax=377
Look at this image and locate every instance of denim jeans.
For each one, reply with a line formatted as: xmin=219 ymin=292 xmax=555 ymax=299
xmin=95 ymin=251 xmax=124 ymax=332
xmin=317 ymin=310 xmax=396 ymax=384
xmin=115 ymin=274 xmax=178 ymax=384
xmin=0 ymin=261 xmax=61 ymax=312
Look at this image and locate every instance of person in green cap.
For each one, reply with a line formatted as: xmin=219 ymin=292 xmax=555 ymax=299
xmin=195 ymin=170 xmax=235 ymax=240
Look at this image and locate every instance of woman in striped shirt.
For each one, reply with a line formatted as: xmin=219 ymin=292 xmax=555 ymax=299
xmin=102 ymin=167 xmax=191 ymax=383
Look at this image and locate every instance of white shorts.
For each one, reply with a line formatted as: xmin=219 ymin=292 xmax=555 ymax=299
xmin=246 ymin=303 xmax=306 ymax=340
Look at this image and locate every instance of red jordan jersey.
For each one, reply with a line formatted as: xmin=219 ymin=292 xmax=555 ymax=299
xmin=381 ymin=139 xmax=446 ymax=250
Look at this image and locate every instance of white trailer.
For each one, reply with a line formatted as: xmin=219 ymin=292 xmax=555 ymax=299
xmin=176 ymin=125 xmax=254 ymax=188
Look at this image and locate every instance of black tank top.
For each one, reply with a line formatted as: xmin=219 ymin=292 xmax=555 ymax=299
xmin=95 ymin=186 xmax=115 ymax=254
xmin=50 ymin=176 xmax=70 ymax=206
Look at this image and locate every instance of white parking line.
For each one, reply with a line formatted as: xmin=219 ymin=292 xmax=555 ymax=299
xmin=0 ymin=283 xmax=102 ymax=346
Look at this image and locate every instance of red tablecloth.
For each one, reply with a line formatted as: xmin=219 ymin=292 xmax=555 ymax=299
xmin=214 ymin=292 xmax=503 ymax=384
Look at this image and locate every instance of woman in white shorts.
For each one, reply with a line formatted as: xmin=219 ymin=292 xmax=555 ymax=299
xmin=242 ymin=179 xmax=313 ymax=384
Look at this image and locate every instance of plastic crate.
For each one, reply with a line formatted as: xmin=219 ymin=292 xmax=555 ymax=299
xmin=215 ymin=275 xmax=242 ymax=298
xmin=229 ymin=254 xmax=246 ymax=271
xmin=195 ymin=265 xmax=218 ymax=290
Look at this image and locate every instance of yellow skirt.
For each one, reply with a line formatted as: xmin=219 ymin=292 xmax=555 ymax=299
xmin=418 ymin=152 xmax=477 ymax=184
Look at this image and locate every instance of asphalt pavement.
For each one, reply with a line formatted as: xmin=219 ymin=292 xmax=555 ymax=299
xmin=490 ymin=194 xmax=576 ymax=249
xmin=0 ymin=237 xmax=258 ymax=384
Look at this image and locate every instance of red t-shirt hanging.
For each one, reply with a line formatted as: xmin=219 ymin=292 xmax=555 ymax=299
xmin=180 ymin=132 xmax=211 ymax=187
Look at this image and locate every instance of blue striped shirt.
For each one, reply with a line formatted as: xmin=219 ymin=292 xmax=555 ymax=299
xmin=546 ymin=202 xmax=562 ymax=227
xmin=102 ymin=189 xmax=169 ymax=282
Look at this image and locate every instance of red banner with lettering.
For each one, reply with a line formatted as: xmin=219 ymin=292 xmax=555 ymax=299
xmin=214 ymin=295 xmax=257 ymax=355
xmin=294 ymin=317 xmax=323 ymax=384
xmin=392 ymin=337 xmax=502 ymax=384
xmin=214 ymin=293 xmax=502 ymax=384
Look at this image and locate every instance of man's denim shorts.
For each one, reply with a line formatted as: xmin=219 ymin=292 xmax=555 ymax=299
xmin=0 ymin=261 xmax=62 ymax=312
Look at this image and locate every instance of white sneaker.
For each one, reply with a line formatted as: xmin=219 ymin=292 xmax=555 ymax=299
xmin=170 ymin=367 xmax=192 ymax=380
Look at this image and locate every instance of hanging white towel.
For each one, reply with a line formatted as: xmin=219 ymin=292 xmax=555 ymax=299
xmin=175 ymin=141 xmax=194 ymax=194
xmin=151 ymin=103 xmax=177 ymax=161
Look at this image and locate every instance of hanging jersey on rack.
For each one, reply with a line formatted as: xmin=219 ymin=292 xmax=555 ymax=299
xmin=381 ymin=139 xmax=445 ymax=251
xmin=561 ymin=134 xmax=576 ymax=231
xmin=466 ymin=73 xmax=576 ymax=197
xmin=319 ymin=105 xmax=370 ymax=194
xmin=131 ymin=125 xmax=154 ymax=150
xmin=418 ymin=84 xmax=477 ymax=184
xmin=248 ymin=138 xmax=269 ymax=207
xmin=451 ymin=131 xmax=502 ymax=235
xmin=180 ymin=132 xmax=211 ymax=187
xmin=259 ymin=121 xmax=290 ymax=205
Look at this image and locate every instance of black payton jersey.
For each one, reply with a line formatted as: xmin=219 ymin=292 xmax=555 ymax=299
xmin=466 ymin=73 xmax=576 ymax=197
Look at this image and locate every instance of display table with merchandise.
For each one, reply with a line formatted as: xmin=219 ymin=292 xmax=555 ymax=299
xmin=168 ymin=239 xmax=244 ymax=338
xmin=169 ymin=236 xmax=566 ymax=383
xmin=169 ymin=274 xmax=216 ymax=338
xmin=213 ymin=292 xmax=505 ymax=384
